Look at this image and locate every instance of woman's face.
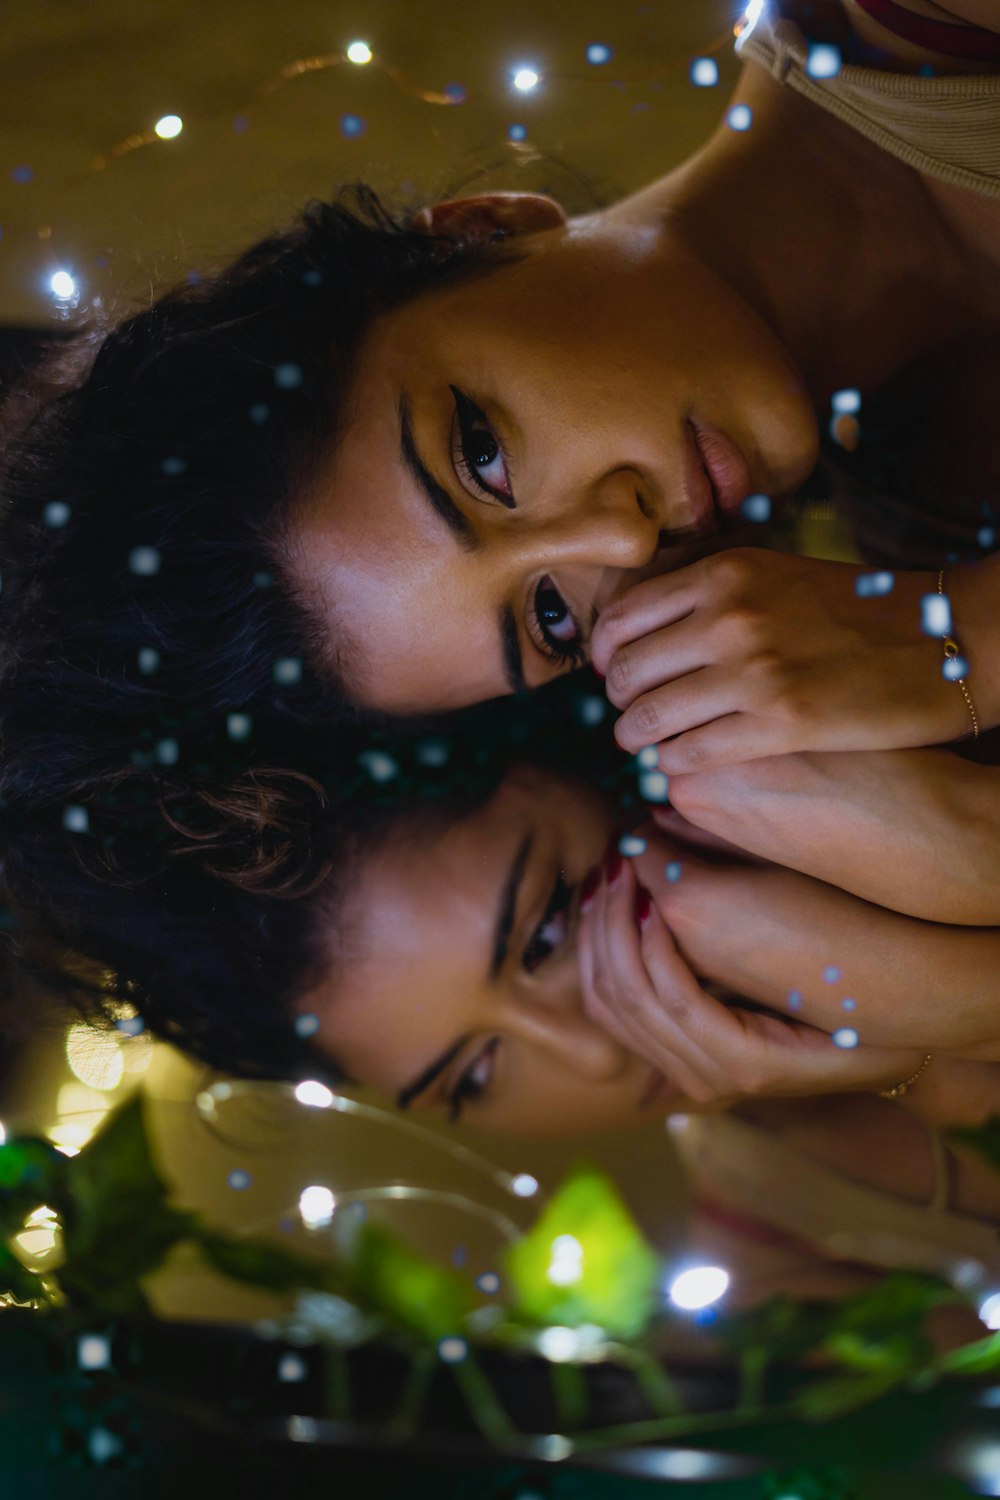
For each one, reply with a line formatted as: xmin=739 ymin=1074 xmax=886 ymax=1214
xmin=298 ymin=765 xmax=684 ymax=1136
xmin=284 ymin=198 xmax=818 ymax=712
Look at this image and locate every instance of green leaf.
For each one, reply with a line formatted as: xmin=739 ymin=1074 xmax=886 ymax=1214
xmin=347 ymin=1221 xmax=475 ymax=1342
xmin=794 ymin=1366 xmax=904 ymax=1421
xmin=937 ymin=1329 xmax=1000 ymax=1376
xmin=0 ymin=1243 xmax=53 ymax=1305
xmin=0 ymin=1139 xmax=71 ymax=1232
xmin=948 ymin=1115 xmax=1000 ymax=1176
xmin=504 ymin=1162 xmax=660 ymax=1340
xmin=196 ymin=1229 xmax=346 ymax=1297
xmin=55 ymin=1092 xmax=197 ymax=1314
xmin=720 ymin=1295 xmax=834 ymax=1364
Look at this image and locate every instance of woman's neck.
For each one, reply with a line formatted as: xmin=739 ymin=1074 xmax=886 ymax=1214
xmin=604 ymin=55 xmax=997 ymax=409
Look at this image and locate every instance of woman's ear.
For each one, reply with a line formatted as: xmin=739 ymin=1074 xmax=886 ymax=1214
xmin=409 ymin=192 xmax=568 ymax=243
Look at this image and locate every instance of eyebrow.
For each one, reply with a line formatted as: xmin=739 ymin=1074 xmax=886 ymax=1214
xmin=398 ymin=393 xmax=479 ymax=552
xmin=395 ymin=828 xmax=534 ymax=1112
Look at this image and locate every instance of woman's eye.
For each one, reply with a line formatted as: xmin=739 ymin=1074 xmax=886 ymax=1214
xmin=531 ymin=578 xmax=586 ymax=669
xmin=448 ymin=1037 xmax=500 ymax=1122
xmin=449 ymin=386 xmax=514 ymax=507
xmin=522 ymin=872 xmax=573 ymax=974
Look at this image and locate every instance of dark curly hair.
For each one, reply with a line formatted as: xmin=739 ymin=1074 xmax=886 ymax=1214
xmin=0 ymin=184 xmax=512 ymax=905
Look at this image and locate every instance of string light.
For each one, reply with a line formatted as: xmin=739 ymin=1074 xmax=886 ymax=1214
xmin=49 ymin=270 xmax=76 ymax=299
xmin=668 ymin=1265 xmax=729 ymax=1310
xmin=153 ymin=115 xmax=184 ymax=139
xmin=345 ymin=40 xmax=373 ymax=66
xmin=512 ymin=67 xmax=541 ymax=93
xmin=299 ymin=1184 xmax=336 ymax=1228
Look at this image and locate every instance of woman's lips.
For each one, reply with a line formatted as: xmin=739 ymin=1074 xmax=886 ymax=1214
xmin=689 ymin=419 xmax=753 ymax=515
xmin=682 ymin=420 xmax=716 ymax=534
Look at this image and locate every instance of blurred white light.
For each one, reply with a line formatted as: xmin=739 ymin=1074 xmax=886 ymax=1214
xmin=78 ymin=1333 xmax=112 ymax=1370
xmin=538 ymin=1325 xmax=580 ymax=1361
xmin=637 ymin=745 xmax=660 ymax=769
xmin=50 ymin=271 xmax=76 ymax=300
xmin=298 ymin=1185 xmax=335 ymax=1229
xmin=278 ymin=1352 xmax=307 ymax=1381
xmin=727 ymin=104 xmax=753 ymax=132
xmin=154 ymin=115 xmax=183 ymax=139
xmin=735 ymin=0 xmax=765 ymax=50
xmin=346 ymin=40 xmax=373 ymax=64
xmin=438 ymin=1336 xmax=467 ymax=1363
xmin=640 ymin=770 xmax=670 ymax=803
xmin=832 ymin=1027 xmax=859 ymax=1049
xmin=669 ymin=1265 xmax=730 ymax=1311
xmin=967 ymin=1441 xmax=1000 ymax=1496
xmin=922 ymin=593 xmax=952 ymax=637
xmin=511 ymin=1173 xmax=539 ymax=1198
xmin=66 ymin=1023 xmax=124 ymax=1092
xmin=656 ymin=1449 xmax=718 ymax=1480
xmin=832 ymin=387 xmax=861 ymax=414
xmin=807 ymin=43 xmax=842 ymax=78
xmin=0 ymin=1120 xmax=5 ymax=1145
xmin=547 ymin=1233 xmax=584 ymax=1286
xmin=980 ymin=1292 xmax=1000 ymax=1330
xmin=294 ymin=1080 xmax=334 ymax=1109
xmin=513 ymin=67 xmax=540 ymax=92
xmin=690 ymin=57 xmax=719 ymax=87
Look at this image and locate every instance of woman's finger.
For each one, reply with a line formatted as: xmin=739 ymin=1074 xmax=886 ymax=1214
xmin=592 ymin=566 xmax=708 ymax=675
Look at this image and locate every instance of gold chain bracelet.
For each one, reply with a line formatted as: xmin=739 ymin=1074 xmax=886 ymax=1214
xmin=878 ymin=1053 xmax=933 ymax=1102
xmin=938 ymin=569 xmax=979 ymax=740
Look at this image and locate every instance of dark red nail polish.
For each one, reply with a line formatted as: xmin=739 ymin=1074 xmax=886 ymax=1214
xmin=635 ymin=886 xmax=651 ymax=929
xmin=579 ymin=865 xmax=601 ymax=910
xmin=605 ymin=847 xmax=623 ymax=887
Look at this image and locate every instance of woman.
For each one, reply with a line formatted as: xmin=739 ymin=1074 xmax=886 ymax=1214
xmin=3 ymin=2 xmax=999 ymax=814
xmin=28 ymin=755 xmax=1000 ymax=1351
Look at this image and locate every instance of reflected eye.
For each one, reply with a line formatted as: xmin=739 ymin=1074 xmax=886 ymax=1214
xmin=530 ymin=578 xmax=586 ymax=670
xmin=522 ymin=871 xmax=573 ymax=974
xmin=450 ymin=386 xmax=514 ymax=507
xmin=448 ymin=1036 xmax=500 ymax=1122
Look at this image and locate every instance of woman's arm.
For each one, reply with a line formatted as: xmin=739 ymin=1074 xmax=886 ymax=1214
xmin=591 ymin=550 xmax=1000 ymax=774
xmin=662 ymin=746 xmax=1000 ymax=925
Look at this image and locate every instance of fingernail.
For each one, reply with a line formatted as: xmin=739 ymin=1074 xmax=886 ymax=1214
xmin=593 ymin=666 xmax=605 ymax=680
xmin=635 ymin=886 xmax=651 ymax=929
xmin=579 ymin=865 xmax=601 ymax=912
xmin=605 ymin=847 xmax=623 ymax=887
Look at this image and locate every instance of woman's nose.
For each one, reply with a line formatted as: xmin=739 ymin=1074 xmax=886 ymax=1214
xmin=522 ymin=473 xmax=662 ymax=571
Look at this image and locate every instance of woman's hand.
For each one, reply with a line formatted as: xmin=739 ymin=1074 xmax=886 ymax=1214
xmin=662 ymin=748 xmax=1000 ymax=926
xmin=583 ymin=829 xmax=1000 ymax=1063
xmin=576 ymin=846 xmax=927 ymax=1110
xmin=591 ymin=549 xmax=987 ymax=773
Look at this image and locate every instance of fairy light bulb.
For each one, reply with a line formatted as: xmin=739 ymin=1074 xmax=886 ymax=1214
xmin=50 ymin=271 xmax=76 ymax=300
xmin=154 ymin=115 xmax=183 ymax=139
xmin=346 ymin=40 xmax=373 ymax=65
xmin=512 ymin=67 xmax=540 ymax=92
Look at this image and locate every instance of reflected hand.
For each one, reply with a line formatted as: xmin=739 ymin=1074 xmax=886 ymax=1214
xmin=592 ymin=550 xmax=971 ymax=773
xmin=576 ymin=848 xmax=925 ymax=1109
xmin=663 ymin=748 xmax=1000 ymax=926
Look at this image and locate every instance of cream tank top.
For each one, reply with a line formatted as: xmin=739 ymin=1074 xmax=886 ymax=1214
xmin=736 ymin=1 xmax=1000 ymax=200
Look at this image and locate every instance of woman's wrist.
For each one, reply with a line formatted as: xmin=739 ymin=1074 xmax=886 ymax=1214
xmin=944 ymin=554 xmax=1000 ymax=735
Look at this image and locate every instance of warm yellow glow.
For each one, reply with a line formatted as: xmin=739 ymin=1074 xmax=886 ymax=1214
xmin=14 ymin=1205 xmax=61 ymax=1268
xmin=154 ymin=114 xmax=183 ymax=139
xmin=66 ymin=1024 xmax=124 ymax=1091
xmin=48 ymin=1116 xmax=103 ymax=1153
xmin=346 ymin=40 xmax=373 ymax=65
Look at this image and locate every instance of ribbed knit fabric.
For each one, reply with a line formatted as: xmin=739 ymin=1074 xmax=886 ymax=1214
xmin=737 ymin=2 xmax=1000 ymax=199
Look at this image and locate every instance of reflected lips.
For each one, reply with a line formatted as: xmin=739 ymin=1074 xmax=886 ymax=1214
xmin=690 ymin=420 xmax=752 ymax=515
